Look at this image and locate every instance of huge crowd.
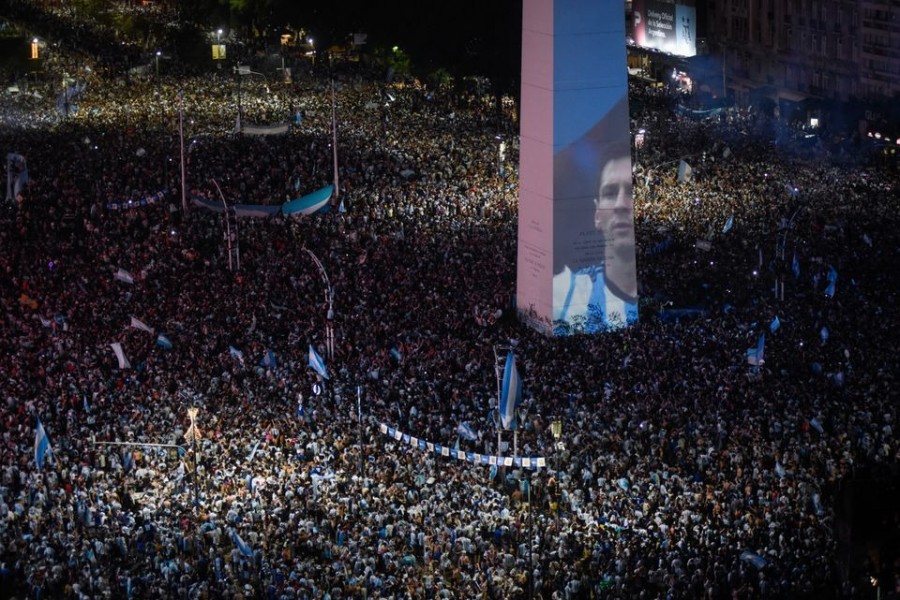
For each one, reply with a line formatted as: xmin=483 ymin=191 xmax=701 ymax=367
xmin=1 ymin=5 xmax=899 ymax=600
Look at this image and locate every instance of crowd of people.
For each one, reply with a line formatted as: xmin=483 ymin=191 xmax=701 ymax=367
xmin=1 ymin=5 xmax=899 ymax=600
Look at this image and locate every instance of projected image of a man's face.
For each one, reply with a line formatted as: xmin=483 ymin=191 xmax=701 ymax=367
xmin=594 ymin=155 xmax=634 ymax=262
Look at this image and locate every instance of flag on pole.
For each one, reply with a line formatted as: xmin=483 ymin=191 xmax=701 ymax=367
xmin=308 ymin=344 xmax=329 ymax=379
xmin=114 ymin=268 xmax=135 ymax=284
xmin=156 ymin=334 xmax=173 ymax=350
xmin=247 ymin=439 xmax=261 ymax=463
xmin=230 ymin=528 xmax=254 ymax=557
xmin=746 ymin=334 xmax=765 ymax=366
xmin=722 ymin=214 xmax=734 ymax=234
xmin=499 ymin=351 xmax=522 ymax=430
xmin=770 ymin=316 xmax=781 ymax=333
xmin=109 ymin=342 xmax=131 ymax=369
xmin=34 ymin=419 xmax=51 ymax=469
xmin=129 ymin=316 xmax=155 ymax=334
xmin=456 ymin=422 xmax=478 ymax=442
xmin=791 ymin=253 xmax=800 ymax=279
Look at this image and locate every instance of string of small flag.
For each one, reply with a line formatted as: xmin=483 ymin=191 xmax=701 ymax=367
xmin=378 ymin=422 xmax=546 ymax=470
xmin=106 ymin=190 xmax=167 ymax=211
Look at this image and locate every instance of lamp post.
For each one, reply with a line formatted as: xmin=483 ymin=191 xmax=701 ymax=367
xmin=155 ymin=51 xmax=161 ymax=77
xmin=303 ymin=247 xmax=335 ymax=361
xmin=550 ymin=419 xmax=562 ymax=533
xmin=187 ymin=406 xmax=200 ymax=509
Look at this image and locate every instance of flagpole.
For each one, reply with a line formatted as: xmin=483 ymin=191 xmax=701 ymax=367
xmin=179 ymin=90 xmax=187 ymax=213
xmin=212 ymin=179 xmax=238 ymax=271
xmin=187 ymin=407 xmax=200 ymax=509
xmin=331 ymin=80 xmax=339 ymax=200
xmin=303 ymin=247 xmax=335 ymax=361
xmin=494 ymin=346 xmax=503 ymax=458
xmin=357 ymin=385 xmax=363 ymax=479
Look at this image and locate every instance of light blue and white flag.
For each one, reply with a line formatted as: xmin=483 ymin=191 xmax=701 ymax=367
xmin=499 ymin=351 xmax=522 ymax=431
xmin=34 ymin=419 xmax=51 ymax=469
xmin=770 ymin=316 xmax=781 ymax=333
xmin=156 ymin=334 xmax=173 ymax=350
xmin=824 ymin=266 xmax=838 ymax=298
xmin=820 ymin=326 xmax=829 ymax=343
xmin=259 ymin=349 xmax=277 ymax=369
xmin=308 ymin=344 xmax=328 ymax=380
xmin=810 ymin=417 xmax=824 ymax=434
xmin=114 ymin=268 xmax=135 ymax=285
xmin=456 ymin=422 xmax=477 ymax=442
xmin=247 ymin=439 xmax=262 ymax=463
xmin=129 ymin=316 xmax=154 ymax=334
xmin=722 ymin=214 xmax=734 ymax=234
xmin=390 ymin=347 xmax=402 ymax=363
xmin=109 ymin=342 xmax=131 ymax=370
xmin=775 ymin=461 xmax=785 ymax=478
xmin=83 ymin=395 xmax=90 ymax=413
xmin=230 ymin=528 xmax=254 ymax=557
xmin=229 ymin=346 xmax=244 ymax=364
xmin=740 ymin=550 xmax=767 ymax=570
xmin=791 ymin=253 xmax=800 ymax=279
xmin=677 ymin=160 xmax=692 ymax=183
xmin=862 ymin=233 xmax=872 ymax=247
xmin=746 ymin=334 xmax=765 ymax=367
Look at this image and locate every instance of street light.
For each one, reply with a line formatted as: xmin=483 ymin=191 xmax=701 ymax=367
xmin=155 ymin=50 xmax=161 ymax=76
xmin=303 ymin=247 xmax=335 ymax=360
xmin=550 ymin=419 xmax=563 ymax=532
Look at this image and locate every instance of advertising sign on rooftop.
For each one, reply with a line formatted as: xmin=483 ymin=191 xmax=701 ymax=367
xmin=633 ymin=0 xmax=697 ymax=57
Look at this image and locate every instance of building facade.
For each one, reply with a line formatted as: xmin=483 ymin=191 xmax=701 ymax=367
xmin=707 ymin=0 xmax=900 ymax=135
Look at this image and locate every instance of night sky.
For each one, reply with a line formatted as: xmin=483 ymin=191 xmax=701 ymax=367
xmin=274 ymin=0 xmax=523 ymax=82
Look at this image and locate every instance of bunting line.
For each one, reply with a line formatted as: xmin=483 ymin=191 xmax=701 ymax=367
xmin=378 ymin=422 xmax=546 ymax=470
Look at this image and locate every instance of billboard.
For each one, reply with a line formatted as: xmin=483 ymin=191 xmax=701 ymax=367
xmin=517 ymin=0 xmax=638 ymax=335
xmin=633 ymin=0 xmax=697 ymax=57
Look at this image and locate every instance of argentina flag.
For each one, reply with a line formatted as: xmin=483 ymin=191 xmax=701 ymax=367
xmin=456 ymin=422 xmax=478 ymax=442
xmin=746 ymin=334 xmax=765 ymax=366
xmin=722 ymin=214 xmax=734 ymax=234
xmin=156 ymin=334 xmax=173 ymax=350
xmin=824 ymin=266 xmax=838 ymax=298
xmin=308 ymin=344 xmax=328 ymax=379
xmin=35 ymin=419 xmax=51 ymax=469
xmin=230 ymin=528 xmax=254 ymax=557
xmin=499 ymin=351 xmax=522 ymax=430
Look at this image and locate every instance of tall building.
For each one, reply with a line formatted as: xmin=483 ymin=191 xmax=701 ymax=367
xmin=626 ymin=1 xmax=900 ymax=138
xmin=707 ymin=0 xmax=900 ymax=136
